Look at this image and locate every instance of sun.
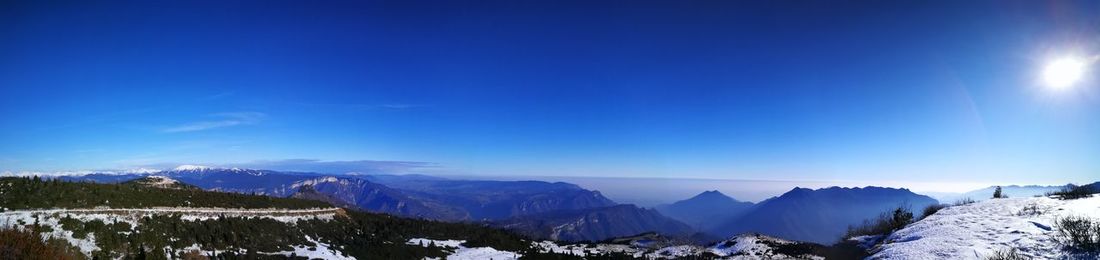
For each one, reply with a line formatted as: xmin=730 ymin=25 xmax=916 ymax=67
xmin=1042 ymin=57 xmax=1088 ymax=90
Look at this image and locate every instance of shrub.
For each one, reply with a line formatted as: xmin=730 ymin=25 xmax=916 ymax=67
xmin=0 ymin=227 xmax=84 ymax=260
xmin=1047 ymin=185 xmax=1097 ymax=200
xmin=1052 ymin=215 xmax=1100 ymax=253
xmin=1016 ymin=204 xmax=1043 ymax=216
xmin=985 ymin=248 xmax=1029 ymax=260
xmin=844 ymin=207 xmax=915 ymax=239
xmin=921 ymin=204 xmax=947 ymax=220
xmin=953 ymin=198 xmax=976 ymax=206
xmin=993 ymin=186 xmax=1005 ymax=199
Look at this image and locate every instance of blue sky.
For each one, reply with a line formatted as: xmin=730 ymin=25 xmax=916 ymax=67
xmin=1 ymin=1 xmax=1098 ymax=187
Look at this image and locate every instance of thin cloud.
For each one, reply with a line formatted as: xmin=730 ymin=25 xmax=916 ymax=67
xmin=162 ymin=112 xmax=266 ymax=133
xmin=226 ymin=159 xmax=438 ymax=174
xmin=200 ymin=91 xmax=236 ymax=101
xmin=290 ymin=102 xmax=427 ymax=111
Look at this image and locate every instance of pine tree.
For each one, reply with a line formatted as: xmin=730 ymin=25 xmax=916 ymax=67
xmin=993 ymin=186 xmax=1004 ymax=199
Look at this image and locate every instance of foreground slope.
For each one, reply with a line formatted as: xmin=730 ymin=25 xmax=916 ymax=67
xmin=870 ymin=196 xmax=1100 ymax=259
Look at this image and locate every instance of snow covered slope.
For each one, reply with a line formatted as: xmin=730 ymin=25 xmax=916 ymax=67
xmin=408 ymin=238 xmax=522 ymax=260
xmin=870 ymin=196 xmax=1100 ymax=259
xmin=0 ymin=207 xmax=346 ymax=258
xmin=530 ymin=233 xmax=826 ymax=259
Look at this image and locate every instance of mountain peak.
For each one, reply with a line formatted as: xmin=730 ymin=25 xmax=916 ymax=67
xmin=173 ymin=165 xmax=212 ymax=171
xmin=691 ymin=190 xmax=730 ymax=200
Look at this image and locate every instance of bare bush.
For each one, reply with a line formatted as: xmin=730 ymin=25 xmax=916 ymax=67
xmin=954 ymin=198 xmax=976 ymax=206
xmin=921 ymin=204 xmax=947 ymax=220
xmin=1016 ymin=204 xmax=1043 ymax=216
xmin=1053 ymin=216 xmax=1100 ymax=253
xmin=985 ymin=248 xmax=1029 ymax=260
xmin=0 ymin=227 xmax=84 ymax=260
xmin=845 ymin=207 xmax=915 ymax=239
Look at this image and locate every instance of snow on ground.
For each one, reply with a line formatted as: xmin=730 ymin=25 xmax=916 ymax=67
xmin=408 ymin=238 xmax=522 ymax=260
xmin=147 ymin=175 xmax=179 ymax=185
xmin=531 ymin=240 xmax=645 ymax=257
xmin=0 ymin=207 xmax=342 ymax=224
xmin=168 ymin=235 xmax=357 ymax=259
xmin=531 ymin=234 xmax=824 ymax=259
xmin=706 ymin=234 xmax=824 ymax=260
xmin=870 ymin=196 xmax=1100 ymax=259
xmin=0 ymin=207 xmax=344 ymax=257
xmin=263 ymin=235 xmax=356 ymax=260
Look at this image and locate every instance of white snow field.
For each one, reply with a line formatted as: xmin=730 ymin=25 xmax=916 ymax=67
xmin=870 ymin=196 xmax=1100 ymax=259
xmin=529 ymin=233 xmax=823 ymax=259
xmin=407 ymin=238 xmax=523 ymax=260
xmin=0 ymin=207 xmax=348 ymax=258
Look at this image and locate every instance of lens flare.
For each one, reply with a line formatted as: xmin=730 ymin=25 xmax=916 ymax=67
xmin=1042 ymin=57 xmax=1087 ymax=90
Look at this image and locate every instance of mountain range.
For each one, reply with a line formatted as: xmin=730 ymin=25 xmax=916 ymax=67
xmin=59 ymin=166 xmax=679 ymax=242
xmin=57 ymin=166 xmax=945 ymax=245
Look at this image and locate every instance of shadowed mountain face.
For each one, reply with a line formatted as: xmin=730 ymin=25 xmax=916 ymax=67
xmin=365 ymin=176 xmax=618 ymax=220
xmin=492 ymin=204 xmax=694 ymax=242
xmin=288 ymin=177 xmax=467 ymax=220
xmin=711 ymin=186 xmax=939 ymax=244
xmin=655 ymin=190 xmax=754 ymax=230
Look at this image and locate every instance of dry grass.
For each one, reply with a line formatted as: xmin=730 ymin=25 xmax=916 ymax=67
xmin=0 ymin=227 xmax=84 ymax=260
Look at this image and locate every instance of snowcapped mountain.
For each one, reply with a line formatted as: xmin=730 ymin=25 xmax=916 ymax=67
xmin=656 ymin=190 xmax=754 ymax=230
xmin=712 ymin=186 xmax=939 ymax=244
xmin=123 ymin=176 xmax=197 ymax=190
xmin=172 ymin=164 xmax=212 ymax=171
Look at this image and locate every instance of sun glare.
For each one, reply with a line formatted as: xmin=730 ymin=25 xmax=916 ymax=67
xmin=1042 ymin=57 xmax=1087 ymax=90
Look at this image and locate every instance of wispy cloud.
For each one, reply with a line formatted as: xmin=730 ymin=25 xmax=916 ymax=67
xmin=291 ymin=102 xmax=427 ymax=111
xmin=200 ymin=91 xmax=236 ymax=101
xmin=162 ymin=112 xmax=266 ymax=133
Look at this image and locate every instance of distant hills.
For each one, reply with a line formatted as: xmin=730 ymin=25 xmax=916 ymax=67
xmin=655 ymin=190 xmax=754 ymax=230
xmin=932 ymin=184 xmax=1067 ymax=203
xmin=709 ymin=186 xmax=938 ymax=244
xmin=649 ymin=186 xmax=939 ymax=244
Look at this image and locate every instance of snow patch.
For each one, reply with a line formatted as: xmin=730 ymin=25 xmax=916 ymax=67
xmin=408 ymin=238 xmax=521 ymax=260
xmin=0 ymin=207 xmax=343 ymax=257
xmin=173 ymin=165 xmax=212 ymax=171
